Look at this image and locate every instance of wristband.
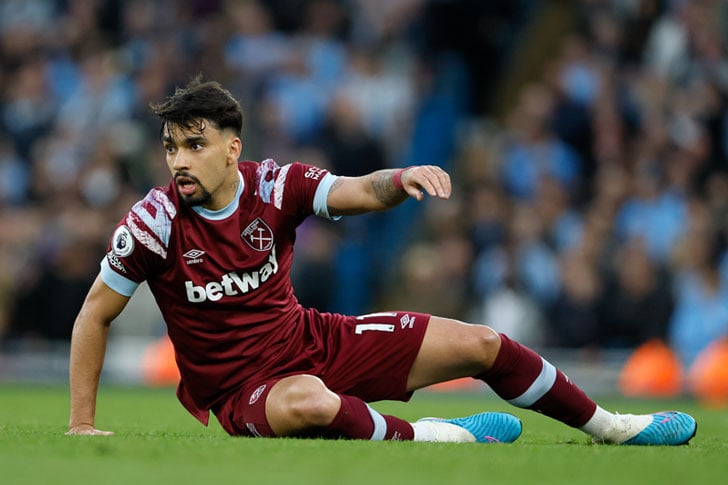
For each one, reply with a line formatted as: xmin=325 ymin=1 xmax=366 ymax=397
xmin=392 ymin=167 xmax=413 ymax=192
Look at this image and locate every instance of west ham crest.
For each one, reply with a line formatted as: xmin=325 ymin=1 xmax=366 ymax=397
xmin=242 ymin=218 xmax=274 ymax=251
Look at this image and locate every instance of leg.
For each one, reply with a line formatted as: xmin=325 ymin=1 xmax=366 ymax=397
xmin=221 ymin=314 xmax=519 ymax=443
xmin=405 ymin=317 xmax=523 ymax=443
xmin=265 ymin=375 xmax=340 ymax=436
xmin=406 ymin=316 xmax=501 ymax=390
xmin=264 ymin=374 xmax=417 ymax=440
xmin=479 ymin=332 xmax=696 ymax=444
xmin=264 ymin=374 xmax=503 ymax=442
xmin=213 ymin=311 xmax=484 ymax=442
xmin=409 ymin=317 xmax=696 ymax=445
xmin=408 ymin=316 xmax=596 ymax=426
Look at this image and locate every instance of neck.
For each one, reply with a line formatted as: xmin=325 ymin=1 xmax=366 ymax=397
xmin=203 ymin=171 xmax=241 ymax=211
xmin=192 ymin=171 xmax=244 ymax=220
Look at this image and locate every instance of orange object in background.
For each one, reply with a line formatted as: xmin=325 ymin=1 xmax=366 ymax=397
xmin=426 ymin=377 xmax=482 ymax=393
xmin=142 ymin=335 xmax=180 ymax=387
xmin=618 ymin=339 xmax=684 ymax=398
xmin=689 ymin=338 xmax=728 ymax=409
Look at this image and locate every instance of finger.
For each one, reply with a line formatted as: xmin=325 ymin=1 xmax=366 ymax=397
xmin=434 ymin=168 xmax=451 ymax=198
xmin=417 ymin=166 xmax=450 ymax=199
xmin=427 ymin=166 xmax=451 ymax=198
xmin=405 ymin=171 xmax=436 ymax=200
xmin=66 ymin=428 xmax=114 ymax=436
xmin=407 ymin=187 xmax=424 ymax=201
xmin=420 ymin=177 xmax=440 ymax=198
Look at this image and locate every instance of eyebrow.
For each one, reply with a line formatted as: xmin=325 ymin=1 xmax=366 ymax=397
xmin=162 ymin=135 xmax=206 ymax=146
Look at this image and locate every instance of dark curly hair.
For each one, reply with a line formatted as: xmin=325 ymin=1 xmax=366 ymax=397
xmin=149 ymin=74 xmax=243 ymax=138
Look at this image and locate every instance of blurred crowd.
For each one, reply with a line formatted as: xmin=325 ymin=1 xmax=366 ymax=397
xmin=1 ymin=0 xmax=727 ymax=372
xmin=393 ymin=0 xmax=728 ymax=371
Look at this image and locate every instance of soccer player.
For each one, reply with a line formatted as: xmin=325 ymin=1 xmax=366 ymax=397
xmin=67 ymin=77 xmax=696 ymax=445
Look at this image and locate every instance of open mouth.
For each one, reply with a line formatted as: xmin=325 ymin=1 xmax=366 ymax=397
xmin=175 ymin=174 xmax=198 ymax=196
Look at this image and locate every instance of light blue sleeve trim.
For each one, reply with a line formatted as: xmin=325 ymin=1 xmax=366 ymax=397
xmin=313 ymin=172 xmax=341 ymax=220
xmin=100 ymin=257 xmax=140 ymax=297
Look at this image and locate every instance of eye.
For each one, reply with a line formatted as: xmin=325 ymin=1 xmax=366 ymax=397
xmin=191 ymin=142 xmax=203 ymax=150
xmin=164 ymin=145 xmax=175 ymax=154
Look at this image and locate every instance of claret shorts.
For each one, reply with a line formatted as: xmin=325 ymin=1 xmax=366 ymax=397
xmin=213 ymin=309 xmax=431 ymax=436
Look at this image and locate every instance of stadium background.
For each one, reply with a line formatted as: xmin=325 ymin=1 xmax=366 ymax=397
xmin=0 ymin=0 xmax=727 ymax=401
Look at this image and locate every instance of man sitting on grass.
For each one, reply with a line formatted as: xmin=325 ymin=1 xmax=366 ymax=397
xmin=67 ymin=77 xmax=697 ymax=445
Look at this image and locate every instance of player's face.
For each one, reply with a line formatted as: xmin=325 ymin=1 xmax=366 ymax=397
xmin=163 ymin=121 xmax=241 ymax=210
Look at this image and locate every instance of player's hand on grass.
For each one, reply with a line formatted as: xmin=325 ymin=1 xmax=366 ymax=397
xmin=66 ymin=424 xmax=114 ymax=436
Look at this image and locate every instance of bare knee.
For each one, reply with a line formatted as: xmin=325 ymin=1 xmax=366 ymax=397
xmin=452 ymin=322 xmax=502 ymax=370
xmin=266 ymin=375 xmax=340 ymax=436
xmin=475 ymin=325 xmax=502 ymax=368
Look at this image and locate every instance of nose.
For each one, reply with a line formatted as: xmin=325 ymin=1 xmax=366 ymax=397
xmin=171 ymin=150 xmax=190 ymax=171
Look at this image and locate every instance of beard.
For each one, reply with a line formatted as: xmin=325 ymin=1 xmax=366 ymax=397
xmin=175 ymin=172 xmax=212 ymax=207
xmin=181 ymin=187 xmax=212 ymax=207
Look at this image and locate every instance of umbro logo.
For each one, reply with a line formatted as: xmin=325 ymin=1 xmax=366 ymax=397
xmin=183 ymin=249 xmax=205 ymax=265
xmin=400 ymin=314 xmax=415 ymax=329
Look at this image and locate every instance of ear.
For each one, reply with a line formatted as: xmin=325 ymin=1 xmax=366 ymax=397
xmin=228 ymin=137 xmax=242 ymax=165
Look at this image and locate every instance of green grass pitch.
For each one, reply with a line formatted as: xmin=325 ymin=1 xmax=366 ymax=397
xmin=1 ymin=385 xmax=727 ymax=484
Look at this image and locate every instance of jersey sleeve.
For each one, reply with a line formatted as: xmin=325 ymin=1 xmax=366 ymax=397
xmin=256 ymin=159 xmax=339 ymax=220
xmin=100 ymin=188 xmax=175 ymax=296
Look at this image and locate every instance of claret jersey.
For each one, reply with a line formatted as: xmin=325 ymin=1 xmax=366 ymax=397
xmin=100 ymin=159 xmax=338 ymax=424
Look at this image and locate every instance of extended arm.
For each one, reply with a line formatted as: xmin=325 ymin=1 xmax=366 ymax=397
xmin=67 ymin=274 xmax=131 ymax=436
xmin=326 ymin=165 xmax=452 ymax=216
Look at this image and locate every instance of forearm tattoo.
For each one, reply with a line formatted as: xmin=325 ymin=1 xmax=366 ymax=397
xmin=372 ymin=169 xmax=409 ymax=207
xmin=328 ymin=169 xmax=409 ymax=215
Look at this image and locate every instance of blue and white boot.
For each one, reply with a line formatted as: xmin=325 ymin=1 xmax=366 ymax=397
xmin=414 ymin=412 xmax=522 ymax=443
xmin=621 ymin=411 xmax=697 ymax=446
